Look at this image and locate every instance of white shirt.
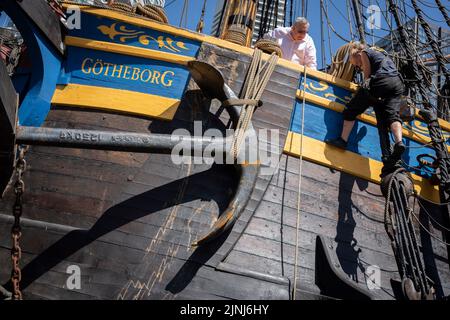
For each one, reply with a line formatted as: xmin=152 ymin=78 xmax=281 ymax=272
xmin=264 ymin=27 xmax=317 ymax=70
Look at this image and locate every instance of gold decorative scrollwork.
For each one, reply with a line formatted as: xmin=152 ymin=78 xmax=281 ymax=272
xmin=304 ymin=80 xmax=352 ymax=104
xmin=309 ymin=81 xmax=329 ymax=92
xmin=98 ymin=23 xmax=188 ymax=53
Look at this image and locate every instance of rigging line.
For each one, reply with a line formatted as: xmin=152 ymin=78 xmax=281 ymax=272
xmin=346 ymin=0 xmax=356 ymax=41
xmin=164 ymin=0 xmax=177 ymax=8
xmin=274 ymin=0 xmax=280 ymax=28
xmin=387 ymin=0 xmax=430 ymax=104
xmin=352 ymin=0 xmax=367 ymax=43
xmin=385 ymin=0 xmax=396 ymax=53
xmin=416 ymin=199 xmax=450 ymax=232
xmin=390 ymin=175 xmax=429 ymax=292
xmin=324 ymin=0 xmax=333 ymax=60
xmin=377 ymin=0 xmax=447 ymax=103
xmin=418 ymin=0 xmax=442 ymax=7
xmin=434 ymin=0 xmax=450 ymax=27
xmin=320 ymin=0 xmax=327 ymax=69
xmin=179 ymin=0 xmax=188 ymax=28
xmin=415 ymin=191 xmax=450 ymax=206
xmin=258 ymin=0 xmax=267 ymax=39
xmin=322 ymin=0 xmax=352 ymax=42
xmin=394 ymin=2 xmax=445 ymax=33
xmin=410 ymin=0 xmax=450 ymax=83
xmin=404 ymin=1 xmax=449 ymax=24
xmin=290 ymin=0 xmax=294 ymax=26
xmin=292 ymin=54 xmax=308 ymax=302
xmin=409 ymin=37 xmax=448 ymax=100
xmin=410 ymin=209 xmax=450 ymax=245
xmin=196 ymin=0 xmax=208 ymax=33
xmin=369 ymin=0 xmax=375 ymax=46
xmin=268 ymin=0 xmax=275 ymax=31
xmin=401 ymin=0 xmax=409 ymax=24
xmin=328 ymin=0 xmax=351 ymax=22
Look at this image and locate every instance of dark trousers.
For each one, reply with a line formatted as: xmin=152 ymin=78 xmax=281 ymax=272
xmin=343 ymin=75 xmax=404 ymax=161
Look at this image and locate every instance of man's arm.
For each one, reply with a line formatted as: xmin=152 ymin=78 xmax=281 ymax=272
xmin=263 ymin=28 xmax=278 ymax=40
xmin=360 ymin=51 xmax=372 ymax=80
xmin=305 ymin=38 xmax=317 ymax=70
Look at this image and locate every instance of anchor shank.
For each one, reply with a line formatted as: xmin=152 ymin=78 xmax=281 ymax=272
xmin=16 ymin=126 xmax=228 ymax=155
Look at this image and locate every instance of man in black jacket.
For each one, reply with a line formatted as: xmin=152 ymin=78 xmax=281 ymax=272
xmin=326 ymin=42 xmax=405 ymax=172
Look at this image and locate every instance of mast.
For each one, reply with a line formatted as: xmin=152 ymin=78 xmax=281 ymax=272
xmin=351 ymin=0 xmax=366 ymax=44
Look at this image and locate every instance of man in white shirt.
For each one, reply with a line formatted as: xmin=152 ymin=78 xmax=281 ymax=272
xmin=264 ymin=17 xmax=317 ymax=70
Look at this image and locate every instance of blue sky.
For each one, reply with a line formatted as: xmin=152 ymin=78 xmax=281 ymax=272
xmin=164 ymin=0 xmax=449 ymax=70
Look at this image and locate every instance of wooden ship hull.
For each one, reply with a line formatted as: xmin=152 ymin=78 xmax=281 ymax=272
xmin=0 ymin=1 xmax=449 ymax=300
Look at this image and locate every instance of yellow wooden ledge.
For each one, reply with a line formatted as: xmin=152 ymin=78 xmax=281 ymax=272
xmin=65 ymin=36 xmax=194 ymax=65
xmin=52 ymin=84 xmax=180 ymax=120
xmin=297 ymin=90 xmax=450 ymax=152
xmin=284 ymin=131 xmax=439 ymax=203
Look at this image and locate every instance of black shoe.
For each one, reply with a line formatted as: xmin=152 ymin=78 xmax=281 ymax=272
xmin=325 ymin=137 xmax=348 ymax=149
xmin=391 ymin=141 xmax=406 ymax=160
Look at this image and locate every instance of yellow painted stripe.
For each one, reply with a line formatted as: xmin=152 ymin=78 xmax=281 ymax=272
xmin=413 ymin=109 xmax=450 ymax=133
xmin=65 ymin=36 xmax=194 ymax=65
xmin=299 ymin=67 xmax=360 ymax=92
xmin=69 ymin=6 xmax=358 ymax=92
xmin=284 ymin=131 xmax=439 ymax=203
xmin=298 ymin=90 xmax=450 ymax=151
xmin=51 ymin=84 xmax=179 ymax=120
xmin=63 ymin=6 xmax=450 ymax=130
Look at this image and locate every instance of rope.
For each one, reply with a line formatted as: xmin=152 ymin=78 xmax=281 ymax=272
xmin=320 ymin=0 xmax=326 ymax=69
xmin=292 ymin=52 xmax=308 ymax=301
xmin=110 ymin=2 xmax=136 ymax=13
xmin=138 ymin=4 xmax=168 ymax=23
xmin=196 ymin=0 xmax=208 ymax=33
xmin=383 ymin=169 xmax=434 ymax=298
xmin=328 ymin=42 xmax=355 ymax=81
xmin=434 ymin=0 xmax=450 ymax=27
xmin=416 ymin=198 xmax=450 ymax=232
xmin=224 ymin=24 xmax=248 ymax=46
xmin=410 ymin=0 xmax=450 ymax=84
xmin=60 ymin=1 xmax=169 ymax=24
xmin=254 ymin=39 xmax=282 ymax=57
xmin=230 ymin=48 xmax=279 ymax=158
xmin=179 ymin=0 xmax=189 ymax=28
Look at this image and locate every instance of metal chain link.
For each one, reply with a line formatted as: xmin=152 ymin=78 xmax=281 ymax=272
xmin=10 ymin=146 xmax=27 ymax=300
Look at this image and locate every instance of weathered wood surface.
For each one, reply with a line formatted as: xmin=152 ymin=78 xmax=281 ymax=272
xmin=0 ymin=59 xmax=17 ymax=197
xmin=223 ymin=154 xmax=450 ymax=299
xmin=0 ymin=41 xmax=299 ymax=299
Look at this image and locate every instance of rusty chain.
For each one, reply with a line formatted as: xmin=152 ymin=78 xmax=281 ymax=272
xmin=10 ymin=146 xmax=27 ymax=300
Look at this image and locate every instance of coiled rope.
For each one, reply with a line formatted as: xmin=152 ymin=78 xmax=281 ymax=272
xmin=254 ymin=39 xmax=282 ymax=58
xmin=224 ymin=24 xmax=248 ymax=46
xmin=60 ymin=0 xmax=168 ymax=24
xmin=328 ymin=42 xmax=356 ymax=81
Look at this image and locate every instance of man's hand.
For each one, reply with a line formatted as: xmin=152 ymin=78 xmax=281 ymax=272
xmin=361 ymin=78 xmax=371 ymax=90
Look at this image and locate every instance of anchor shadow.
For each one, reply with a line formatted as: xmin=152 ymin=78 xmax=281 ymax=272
xmin=2 ymin=163 xmax=238 ymax=293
